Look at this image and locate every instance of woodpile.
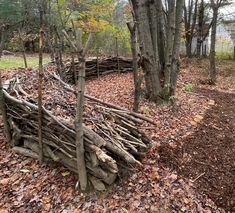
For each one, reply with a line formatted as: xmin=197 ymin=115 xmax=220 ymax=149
xmin=2 ymin=68 xmax=152 ymax=191
xmin=63 ymin=56 xmax=133 ymax=83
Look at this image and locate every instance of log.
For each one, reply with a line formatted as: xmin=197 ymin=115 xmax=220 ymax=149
xmin=13 ymin=146 xmax=39 ymax=159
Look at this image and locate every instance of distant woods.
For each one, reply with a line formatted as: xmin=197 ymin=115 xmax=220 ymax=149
xmin=0 ymin=0 xmax=131 ymax=57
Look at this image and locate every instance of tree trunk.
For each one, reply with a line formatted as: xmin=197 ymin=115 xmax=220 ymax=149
xmin=163 ymin=0 xmax=175 ymax=99
xmin=115 ymin=37 xmax=120 ymax=74
xmin=155 ymin=0 xmax=166 ymax=74
xmin=196 ymin=0 xmax=204 ymax=56
xmin=210 ymin=5 xmax=218 ymax=83
xmin=46 ymin=0 xmax=55 ymax=62
xmin=185 ymin=40 xmax=192 ymax=57
xmin=170 ymin=0 xmax=184 ymax=96
xmin=131 ymin=0 xmax=161 ymax=102
xmin=0 ymin=32 xmax=5 ymax=58
xmin=184 ymin=0 xmax=198 ymax=57
xmin=127 ymin=22 xmax=141 ymax=112
xmin=54 ymin=27 xmax=63 ymax=75
xmin=18 ymin=30 xmax=28 ymax=68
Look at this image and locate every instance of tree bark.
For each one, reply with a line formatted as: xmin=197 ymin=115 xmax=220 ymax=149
xmin=163 ymin=0 xmax=175 ymax=98
xmin=210 ymin=1 xmax=219 ymax=83
xmin=184 ymin=0 xmax=198 ymax=57
xmin=127 ymin=22 xmax=141 ymax=112
xmin=170 ymin=0 xmax=184 ymax=96
xmin=131 ymin=0 xmax=161 ymax=102
xmin=155 ymin=0 xmax=166 ymax=74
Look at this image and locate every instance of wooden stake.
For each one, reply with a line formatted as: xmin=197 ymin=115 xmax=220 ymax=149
xmin=63 ymin=28 xmax=94 ymax=191
xmin=38 ymin=8 xmax=44 ymax=163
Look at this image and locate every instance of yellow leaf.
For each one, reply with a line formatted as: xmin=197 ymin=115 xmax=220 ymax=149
xmin=61 ymin=171 xmax=70 ymax=177
xmin=194 ymin=114 xmax=203 ymax=123
xmin=190 ymin=120 xmax=197 ymax=126
xmin=208 ymin=99 xmax=215 ymax=106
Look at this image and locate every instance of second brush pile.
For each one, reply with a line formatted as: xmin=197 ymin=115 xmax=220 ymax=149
xmin=63 ymin=56 xmax=133 ymax=83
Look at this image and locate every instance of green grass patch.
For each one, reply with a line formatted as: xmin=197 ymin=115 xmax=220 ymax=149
xmin=182 ymin=83 xmax=194 ymax=92
xmin=215 ymin=50 xmax=234 ymax=60
xmin=0 ymin=55 xmax=50 ymax=69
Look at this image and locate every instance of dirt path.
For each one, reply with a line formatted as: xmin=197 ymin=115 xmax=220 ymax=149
xmin=159 ymin=88 xmax=235 ymax=212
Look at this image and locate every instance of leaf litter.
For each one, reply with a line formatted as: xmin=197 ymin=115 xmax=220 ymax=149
xmin=0 ymin=58 xmax=234 ymax=212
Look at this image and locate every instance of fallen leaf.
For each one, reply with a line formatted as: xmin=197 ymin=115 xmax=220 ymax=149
xmin=190 ymin=120 xmax=197 ymax=126
xmin=194 ymin=114 xmax=203 ymax=123
xmin=61 ymin=171 xmax=70 ymax=177
xmin=0 ymin=178 xmax=10 ymax=185
xmin=20 ymin=169 xmax=30 ymax=173
xmin=208 ymin=99 xmax=215 ymax=106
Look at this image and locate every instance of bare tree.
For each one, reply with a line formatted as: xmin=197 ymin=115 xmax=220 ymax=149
xmin=196 ymin=0 xmax=205 ymax=56
xmin=130 ymin=0 xmax=184 ymax=102
xmin=210 ymin=0 xmax=226 ymax=84
xmin=209 ymin=0 xmax=230 ymax=82
xmin=130 ymin=0 xmax=161 ymax=101
xmin=184 ymin=0 xmax=199 ymax=57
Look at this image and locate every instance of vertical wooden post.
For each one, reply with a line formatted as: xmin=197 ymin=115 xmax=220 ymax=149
xmin=38 ymin=7 xmax=44 ymax=163
xmin=0 ymin=69 xmax=11 ymax=144
xmin=115 ymin=36 xmax=120 ymax=74
xmin=62 ymin=29 xmax=93 ymax=191
xmin=96 ymin=47 xmax=100 ymax=78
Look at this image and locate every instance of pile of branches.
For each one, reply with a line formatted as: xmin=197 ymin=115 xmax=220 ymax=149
xmin=63 ymin=56 xmax=133 ymax=83
xmin=2 ymin=68 xmax=152 ymax=191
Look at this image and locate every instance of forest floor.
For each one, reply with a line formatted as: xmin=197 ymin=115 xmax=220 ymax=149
xmin=0 ymin=58 xmax=234 ymax=212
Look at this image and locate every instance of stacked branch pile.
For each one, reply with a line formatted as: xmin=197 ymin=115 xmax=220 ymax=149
xmin=2 ymin=68 xmax=151 ymax=190
xmin=63 ymin=56 xmax=132 ymax=83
